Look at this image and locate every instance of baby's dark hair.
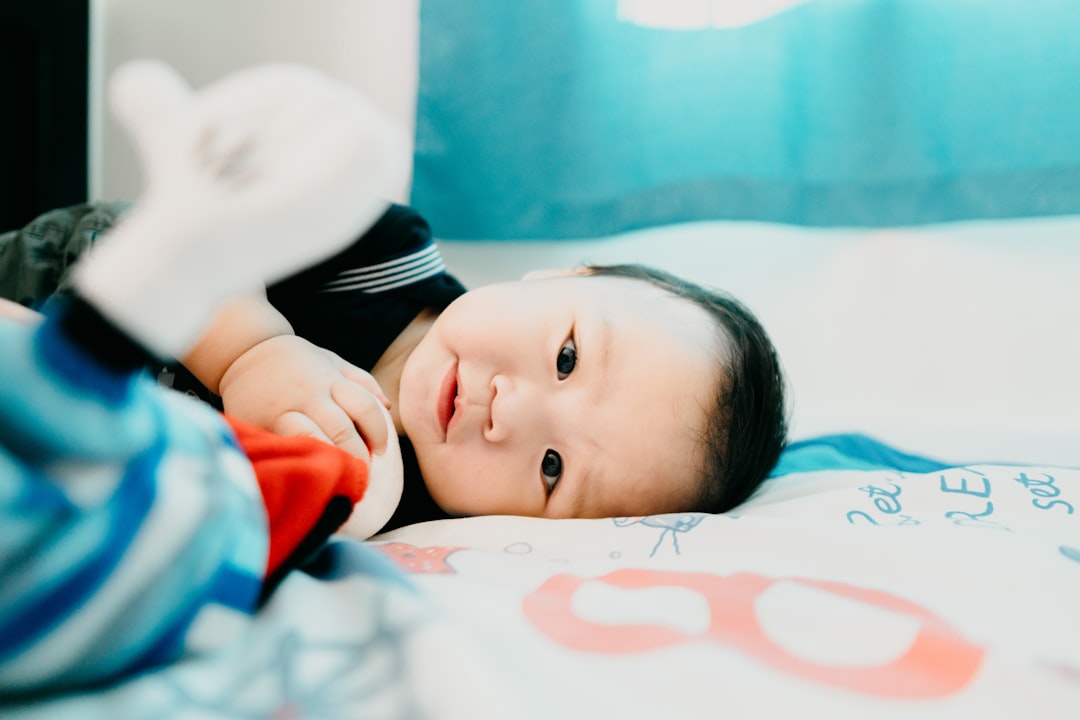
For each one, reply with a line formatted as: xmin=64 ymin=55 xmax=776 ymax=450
xmin=584 ymin=264 xmax=788 ymax=512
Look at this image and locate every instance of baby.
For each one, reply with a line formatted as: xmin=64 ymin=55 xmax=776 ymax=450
xmin=0 ymin=60 xmax=786 ymax=694
xmin=2 ymin=95 xmax=788 ymax=538
xmin=179 ymin=209 xmax=788 ymax=533
xmin=4 ymin=207 xmax=789 ymax=534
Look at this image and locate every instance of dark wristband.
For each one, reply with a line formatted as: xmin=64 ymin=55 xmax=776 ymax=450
xmin=59 ymin=294 xmax=162 ymax=372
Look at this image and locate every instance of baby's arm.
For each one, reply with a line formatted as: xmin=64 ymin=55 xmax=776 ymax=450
xmin=181 ymin=291 xmax=293 ymax=394
xmin=183 ymin=292 xmax=393 ymax=461
xmin=184 ymin=292 xmax=403 ymax=539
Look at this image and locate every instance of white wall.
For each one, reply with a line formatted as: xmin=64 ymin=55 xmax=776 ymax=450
xmin=89 ymin=0 xmax=420 ymax=204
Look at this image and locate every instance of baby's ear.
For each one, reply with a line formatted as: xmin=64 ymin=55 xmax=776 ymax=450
xmin=521 ymin=267 xmax=593 ymax=281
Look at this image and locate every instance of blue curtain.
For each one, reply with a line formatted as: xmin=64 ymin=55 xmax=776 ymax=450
xmin=411 ymin=0 xmax=1080 ymax=239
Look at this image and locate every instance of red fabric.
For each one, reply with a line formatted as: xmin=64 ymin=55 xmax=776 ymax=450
xmin=223 ymin=416 xmax=369 ymax=577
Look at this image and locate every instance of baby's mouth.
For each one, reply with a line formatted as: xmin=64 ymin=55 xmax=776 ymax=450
xmin=448 ymin=380 xmax=458 ymax=422
xmin=437 ymin=364 xmax=459 ymax=438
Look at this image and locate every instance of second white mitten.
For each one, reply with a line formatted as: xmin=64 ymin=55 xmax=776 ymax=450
xmin=74 ymin=60 xmax=409 ymax=360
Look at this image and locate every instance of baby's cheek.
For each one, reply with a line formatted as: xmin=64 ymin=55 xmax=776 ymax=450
xmin=418 ymin=453 xmax=472 ymax=515
xmin=418 ymin=445 xmax=499 ymax=516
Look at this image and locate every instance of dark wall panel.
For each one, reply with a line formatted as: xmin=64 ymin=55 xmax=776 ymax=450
xmin=0 ymin=1 xmax=88 ymax=231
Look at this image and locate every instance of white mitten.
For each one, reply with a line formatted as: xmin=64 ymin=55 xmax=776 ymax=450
xmin=74 ymin=60 xmax=409 ymax=359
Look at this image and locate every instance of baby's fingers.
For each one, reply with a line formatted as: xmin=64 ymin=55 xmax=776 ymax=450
xmin=273 ymin=409 xmax=372 ymax=462
xmin=339 ymin=364 xmax=391 ymax=408
xmin=330 ymin=381 xmax=391 ymax=456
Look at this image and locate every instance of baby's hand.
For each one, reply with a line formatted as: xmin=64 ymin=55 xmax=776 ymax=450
xmin=219 ymin=334 xmax=405 ymax=537
xmin=219 ymin=334 xmax=391 ymax=461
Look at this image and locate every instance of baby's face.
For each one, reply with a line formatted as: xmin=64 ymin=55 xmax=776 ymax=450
xmin=398 ymin=274 xmax=720 ymax=518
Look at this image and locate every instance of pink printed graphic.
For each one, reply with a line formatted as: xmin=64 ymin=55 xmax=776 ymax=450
xmin=523 ymin=569 xmax=984 ymax=699
xmin=377 ymin=542 xmax=463 ymax=574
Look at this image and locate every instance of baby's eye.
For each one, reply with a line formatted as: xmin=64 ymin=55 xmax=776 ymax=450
xmin=541 ymin=449 xmax=563 ymax=493
xmin=556 ymin=338 xmax=577 ymax=380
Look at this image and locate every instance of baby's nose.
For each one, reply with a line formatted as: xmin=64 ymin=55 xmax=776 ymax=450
xmin=483 ymin=374 xmax=534 ymax=443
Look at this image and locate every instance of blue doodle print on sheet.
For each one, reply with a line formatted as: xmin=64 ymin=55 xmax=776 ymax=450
xmin=844 ymin=467 xmax=1035 ymax=531
xmin=613 ymin=513 xmax=705 ymax=557
xmin=1059 ymin=546 xmax=1080 ymax=565
xmin=938 ymin=468 xmax=1010 ymax=531
xmin=845 ymin=474 xmax=922 ymax=528
xmin=1014 ymin=472 xmax=1076 ymax=515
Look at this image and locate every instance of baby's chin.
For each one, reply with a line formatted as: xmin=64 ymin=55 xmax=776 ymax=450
xmin=409 ymin=446 xmax=471 ymax=517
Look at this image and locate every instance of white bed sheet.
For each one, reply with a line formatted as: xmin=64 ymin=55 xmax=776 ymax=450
xmin=377 ymin=453 xmax=1080 ymax=719
xmin=11 ymin=453 xmax=1078 ymax=719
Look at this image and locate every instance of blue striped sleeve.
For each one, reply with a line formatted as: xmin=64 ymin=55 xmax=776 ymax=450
xmin=0 ymin=314 xmax=269 ymax=696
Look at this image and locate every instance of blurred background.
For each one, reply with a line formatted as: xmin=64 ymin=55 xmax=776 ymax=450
xmin=2 ymin=0 xmax=1078 ymax=465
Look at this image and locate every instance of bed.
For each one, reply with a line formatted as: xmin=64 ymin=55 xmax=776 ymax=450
xmin=7 ymin=1 xmax=1078 ymax=715
xmin=6 ymin=216 xmax=1079 ymax=719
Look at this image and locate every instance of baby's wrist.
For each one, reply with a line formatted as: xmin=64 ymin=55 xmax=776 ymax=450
xmin=217 ymin=336 xmax=270 ymax=395
xmin=216 ymin=332 xmax=299 ymax=398
xmin=182 ymin=293 xmax=294 ymax=394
